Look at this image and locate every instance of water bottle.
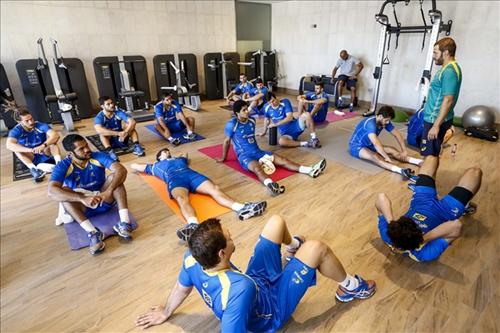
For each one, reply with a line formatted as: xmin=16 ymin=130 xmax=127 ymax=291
xmin=269 ymin=126 xmax=278 ymax=146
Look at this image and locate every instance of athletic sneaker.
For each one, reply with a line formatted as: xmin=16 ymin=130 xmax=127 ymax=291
xmin=408 ymin=175 xmax=418 ymax=184
xmin=106 ymin=149 xmax=119 ymax=161
xmin=308 ymin=158 xmax=327 ymax=178
xmin=349 ymin=103 xmax=354 ymax=112
xmin=176 ymin=223 xmax=199 ymax=242
xmin=307 ymin=137 xmax=322 ymax=149
xmin=400 ymin=168 xmax=415 ymax=180
xmin=88 ymin=228 xmax=105 ymax=255
xmin=407 ymin=182 xmax=416 ymax=192
xmin=133 ymin=143 xmax=145 ymax=157
xmin=113 ymin=222 xmax=133 ymax=240
xmin=286 ymin=235 xmax=305 ymax=255
xmin=183 ymin=132 xmax=196 ymax=140
xmin=266 ymin=181 xmax=285 ymax=196
xmin=335 ymin=275 xmax=376 ymax=303
xmin=464 ymin=202 xmax=477 ymax=215
xmin=169 ymin=137 xmax=181 ymax=146
xmin=237 ymin=201 xmax=267 ymax=220
xmin=30 ymin=167 xmax=45 ymax=183
xmin=337 ymin=97 xmax=343 ymax=108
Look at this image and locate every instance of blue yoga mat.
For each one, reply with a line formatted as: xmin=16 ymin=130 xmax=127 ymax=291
xmin=63 ymin=205 xmax=138 ymax=250
xmin=145 ymin=125 xmax=205 ymax=144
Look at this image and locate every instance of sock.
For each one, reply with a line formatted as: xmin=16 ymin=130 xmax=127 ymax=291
xmin=168 ymin=136 xmax=174 ymax=142
xmin=119 ymin=209 xmax=130 ymax=224
xmin=390 ymin=165 xmax=402 ymax=174
xmin=300 ymin=141 xmax=308 ymax=147
xmin=286 ymin=237 xmax=301 ymax=252
xmin=54 ymin=155 xmax=61 ymax=163
xmin=187 ymin=130 xmax=193 ymax=135
xmin=299 ymin=165 xmax=312 ymax=174
xmin=187 ymin=216 xmax=199 ymax=225
xmin=339 ymin=274 xmax=359 ymax=291
xmin=80 ymin=220 xmax=97 ymax=233
xmin=231 ymin=202 xmax=245 ymax=211
xmin=28 ymin=163 xmax=36 ymax=169
xmin=408 ymin=157 xmax=423 ymax=166
xmin=263 ymin=178 xmax=273 ymax=186
xmin=310 ymin=132 xmax=317 ymax=139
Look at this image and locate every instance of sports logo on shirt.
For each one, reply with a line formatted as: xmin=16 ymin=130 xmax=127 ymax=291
xmin=202 ymin=289 xmax=213 ymax=307
xmin=292 ymin=271 xmax=304 ymax=284
xmin=412 ymin=213 xmax=427 ymax=221
xmin=300 ymin=266 xmax=309 ymax=276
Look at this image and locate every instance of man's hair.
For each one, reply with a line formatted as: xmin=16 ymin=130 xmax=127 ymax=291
xmin=315 ymin=82 xmax=324 ymax=88
xmin=232 ymin=100 xmax=248 ymax=114
xmin=266 ymin=91 xmax=277 ymax=101
xmin=434 ymin=37 xmax=456 ymax=57
xmin=255 ymin=78 xmax=263 ymax=84
xmin=239 ymin=73 xmax=246 ymax=77
xmin=156 ymin=148 xmax=169 ymax=161
xmin=98 ymin=96 xmax=112 ymax=106
xmin=62 ymin=134 xmax=86 ymax=152
xmin=387 ymin=216 xmax=424 ymax=251
xmin=188 ymin=218 xmax=227 ymax=269
xmin=377 ymin=105 xmax=395 ymax=119
xmin=14 ymin=108 xmax=31 ymax=121
xmin=162 ymin=93 xmax=173 ymax=99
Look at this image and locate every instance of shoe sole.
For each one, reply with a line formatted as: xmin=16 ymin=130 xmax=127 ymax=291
xmin=335 ymin=287 xmax=376 ymax=303
xmin=310 ymin=159 xmax=326 ymax=178
xmin=238 ymin=201 xmax=267 ymax=220
xmin=90 ymin=241 xmax=106 ymax=255
xmin=113 ymin=225 xmax=132 ymax=241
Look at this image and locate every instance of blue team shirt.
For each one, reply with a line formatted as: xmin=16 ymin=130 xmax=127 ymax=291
xmin=154 ymin=100 xmax=183 ymax=123
xmin=178 ymin=251 xmax=275 ymax=333
xmin=94 ymin=109 xmax=130 ymax=131
xmin=224 ymin=117 xmax=260 ymax=157
xmin=378 ymin=215 xmax=449 ymax=262
xmin=263 ymin=98 xmax=295 ymax=135
xmin=143 ymin=157 xmax=190 ymax=182
xmin=407 ymin=110 xmax=424 ymax=146
xmin=233 ymin=82 xmax=254 ymax=95
xmin=8 ymin=122 xmax=51 ymax=148
xmin=349 ymin=116 xmax=395 ymax=148
xmin=50 ymin=152 xmax=115 ymax=191
xmin=305 ymin=91 xmax=329 ymax=120
xmin=250 ymin=86 xmax=269 ymax=100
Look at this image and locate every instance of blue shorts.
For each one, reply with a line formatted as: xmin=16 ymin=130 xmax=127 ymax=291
xmin=280 ymin=120 xmax=305 ymax=141
xmin=349 ymin=144 xmax=376 ymax=158
xmin=237 ymin=149 xmax=272 ymax=171
xmin=167 ymin=170 xmax=209 ymax=197
xmin=407 ymin=134 xmax=422 ymax=148
xmin=109 ymin=136 xmax=130 ymax=149
xmin=85 ymin=201 xmax=115 ymax=218
xmin=337 ymin=75 xmax=357 ymax=90
xmin=420 ymin=119 xmax=452 ymax=156
xmin=411 ymin=185 xmax=466 ymax=224
xmin=309 ymin=108 xmax=328 ymax=123
xmin=33 ymin=153 xmax=55 ymax=165
xmin=165 ymin=119 xmax=186 ymax=133
xmin=246 ymin=236 xmax=317 ymax=330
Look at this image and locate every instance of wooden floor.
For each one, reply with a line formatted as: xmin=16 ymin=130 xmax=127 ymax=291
xmin=1 ymin=96 xmax=499 ymax=333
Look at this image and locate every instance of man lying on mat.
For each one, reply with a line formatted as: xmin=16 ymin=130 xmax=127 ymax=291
xmin=131 ymin=148 xmax=267 ymax=242
xmin=48 ymin=134 xmax=134 ymax=255
xmin=136 ymin=215 xmax=376 ymax=331
xmin=218 ymin=100 xmax=327 ymax=197
xmin=154 ymin=93 xmax=197 ymax=146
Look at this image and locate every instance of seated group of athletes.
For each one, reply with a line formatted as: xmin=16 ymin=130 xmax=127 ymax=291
xmin=6 ymin=77 xmax=482 ymax=332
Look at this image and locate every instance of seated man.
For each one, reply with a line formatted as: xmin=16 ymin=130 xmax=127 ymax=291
xmin=296 ymin=82 xmax=329 ymax=123
xmin=260 ymin=92 xmax=321 ymax=148
xmin=407 ymin=108 xmax=454 ymax=150
xmin=331 ymin=49 xmax=364 ymax=108
xmin=94 ymin=96 xmax=145 ymax=160
xmin=218 ymin=100 xmax=326 ymax=196
xmin=225 ymin=73 xmax=254 ymax=105
xmin=6 ymin=109 xmax=62 ymax=182
xmin=131 ymin=147 xmax=267 ymax=242
xmin=154 ymin=93 xmax=196 ymax=146
xmin=243 ymin=78 xmax=268 ymax=116
xmin=48 ymin=134 xmax=134 ymax=255
xmin=136 ymin=214 xmax=376 ymax=331
xmin=349 ymin=106 xmax=423 ymax=179
xmin=375 ymin=155 xmax=481 ymax=262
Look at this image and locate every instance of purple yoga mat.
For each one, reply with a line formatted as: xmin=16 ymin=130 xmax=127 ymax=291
xmin=63 ymin=205 xmax=138 ymax=250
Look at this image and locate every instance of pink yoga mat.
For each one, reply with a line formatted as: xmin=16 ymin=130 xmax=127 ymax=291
xmin=198 ymin=144 xmax=295 ymax=182
xmin=326 ymin=111 xmax=359 ymax=122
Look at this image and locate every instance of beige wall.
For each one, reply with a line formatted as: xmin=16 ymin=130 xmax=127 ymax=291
xmin=0 ymin=0 xmax=237 ymax=109
xmin=272 ymin=1 xmax=500 ymax=117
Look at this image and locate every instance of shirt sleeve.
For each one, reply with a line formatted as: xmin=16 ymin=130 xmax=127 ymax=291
xmin=352 ymin=56 xmax=360 ymax=64
xmin=143 ymin=164 xmax=154 ymax=175
xmin=411 ymin=238 xmax=449 ymax=262
xmin=283 ymin=99 xmax=293 ymax=114
xmin=335 ymin=59 xmax=342 ymax=68
xmin=377 ymin=215 xmax=393 ymax=245
xmin=385 ymin=121 xmax=395 ymax=132
xmin=233 ymin=84 xmax=242 ymax=94
xmin=224 ymin=121 xmax=235 ymax=138
xmin=173 ymin=101 xmax=183 ymax=113
xmin=220 ymin=279 xmax=256 ymax=333
xmin=37 ymin=122 xmax=51 ymax=133
xmin=305 ymin=92 xmax=315 ymax=100
xmin=94 ymin=152 xmax=116 ymax=169
xmin=94 ymin=113 xmax=104 ymax=125
xmin=7 ymin=126 xmax=21 ymax=139
xmin=50 ymin=161 xmax=69 ymax=183
xmin=115 ymin=109 xmax=131 ymax=122
xmin=441 ymin=68 xmax=460 ymax=96
xmin=177 ymin=262 xmax=194 ymax=288
xmin=154 ymin=104 xmax=163 ymax=118
xmin=261 ymin=87 xmax=269 ymax=97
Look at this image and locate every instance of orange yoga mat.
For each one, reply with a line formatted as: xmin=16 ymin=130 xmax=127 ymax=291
xmin=140 ymin=174 xmax=232 ymax=222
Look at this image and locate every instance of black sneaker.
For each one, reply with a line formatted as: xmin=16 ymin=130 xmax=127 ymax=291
xmin=30 ymin=167 xmax=45 ymax=183
xmin=266 ymin=182 xmax=285 ymax=196
xmin=176 ymin=223 xmax=199 ymax=242
xmin=237 ymin=201 xmax=267 ymax=220
xmin=400 ymin=168 xmax=415 ymax=180
xmin=464 ymin=202 xmax=477 ymax=215
xmin=170 ymin=137 xmax=181 ymax=146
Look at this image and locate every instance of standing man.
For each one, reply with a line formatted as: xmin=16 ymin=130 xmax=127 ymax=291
xmin=421 ymin=37 xmax=462 ymax=157
xmin=331 ymin=50 xmax=364 ymax=108
xmin=154 ymin=93 xmax=196 ymax=146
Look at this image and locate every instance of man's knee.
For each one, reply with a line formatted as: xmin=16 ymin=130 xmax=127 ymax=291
xmin=301 ymin=239 xmax=328 ymax=257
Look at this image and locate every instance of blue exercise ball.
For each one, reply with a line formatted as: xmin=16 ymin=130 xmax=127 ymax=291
xmin=462 ymin=105 xmax=496 ymax=129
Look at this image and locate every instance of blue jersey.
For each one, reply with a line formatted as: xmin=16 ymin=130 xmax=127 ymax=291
xmin=305 ymin=91 xmax=329 ymax=121
xmin=350 ymin=116 xmax=395 ymax=148
xmin=144 ymin=157 xmax=192 ymax=182
xmin=94 ymin=109 xmax=130 ymax=131
xmin=178 ymin=251 xmax=274 ymax=333
xmin=8 ymin=122 xmax=51 ymax=148
xmin=224 ymin=117 xmax=260 ymax=157
xmin=263 ymin=98 xmax=295 ymax=135
xmin=378 ymin=215 xmax=449 ymax=262
xmin=250 ymin=86 xmax=269 ymax=100
xmin=154 ymin=100 xmax=183 ymax=123
xmin=50 ymin=152 xmax=115 ymax=192
xmin=233 ymin=82 xmax=254 ymax=95
xmin=407 ymin=110 xmax=424 ymax=146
